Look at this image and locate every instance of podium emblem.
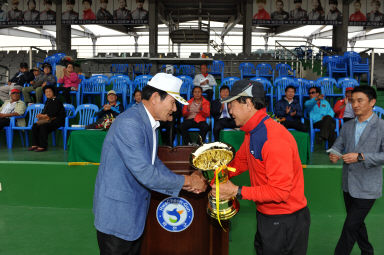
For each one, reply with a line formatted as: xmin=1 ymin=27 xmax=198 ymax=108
xmin=156 ymin=197 xmax=194 ymax=232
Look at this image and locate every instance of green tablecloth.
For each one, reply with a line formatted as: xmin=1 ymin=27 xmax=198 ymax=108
xmin=220 ymin=130 xmax=310 ymax=164
xmin=68 ymin=129 xmax=310 ymax=164
xmin=67 ymin=130 xmax=107 ymax=163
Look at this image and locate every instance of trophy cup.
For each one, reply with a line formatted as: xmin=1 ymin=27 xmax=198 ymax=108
xmin=190 ymin=142 xmax=239 ymax=220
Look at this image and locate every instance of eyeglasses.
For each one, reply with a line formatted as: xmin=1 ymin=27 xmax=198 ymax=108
xmin=308 ymin=91 xmax=317 ymax=95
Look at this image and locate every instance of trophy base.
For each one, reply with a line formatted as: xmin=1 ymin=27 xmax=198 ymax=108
xmin=207 ymin=195 xmax=240 ymax=221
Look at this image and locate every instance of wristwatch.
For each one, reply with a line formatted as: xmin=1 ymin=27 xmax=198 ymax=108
xmin=357 ymin=153 xmax=364 ymax=162
xmin=236 ymin=186 xmax=243 ymax=200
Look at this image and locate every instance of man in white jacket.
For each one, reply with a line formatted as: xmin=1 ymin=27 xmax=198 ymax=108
xmin=193 ymin=64 xmax=217 ymax=101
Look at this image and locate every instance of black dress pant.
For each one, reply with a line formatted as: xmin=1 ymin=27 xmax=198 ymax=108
xmin=31 ymin=122 xmax=60 ymax=148
xmin=0 ymin=118 xmax=10 ymax=129
xmin=203 ymin=89 xmax=213 ymax=102
xmin=254 ymin=207 xmax=310 ymax=255
xmin=97 ymin=231 xmax=142 ymax=255
xmin=213 ymin=118 xmax=236 ymax=141
xmin=334 ymin=192 xmax=376 ymax=255
xmin=159 ymin=120 xmax=176 ymax=146
xmin=313 ymin=115 xmax=336 ymax=147
xmin=281 ymin=120 xmax=307 ymax=132
xmin=57 ymin=87 xmax=72 ymax=103
xmin=180 ymin=118 xmax=209 ymax=144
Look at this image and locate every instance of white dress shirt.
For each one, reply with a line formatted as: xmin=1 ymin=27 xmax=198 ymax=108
xmin=143 ymin=105 xmax=160 ymax=165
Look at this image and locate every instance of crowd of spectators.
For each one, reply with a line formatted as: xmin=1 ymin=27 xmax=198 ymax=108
xmin=0 ymin=59 xmax=364 ymax=150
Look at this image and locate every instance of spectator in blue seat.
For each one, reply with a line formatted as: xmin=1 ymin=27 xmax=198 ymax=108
xmin=275 ymin=85 xmax=307 ymax=132
xmin=29 ymin=85 xmax=65 ymax=152
xmin=305 ymin=86 xmax=336 ymax=146
xmin=0 ymin=89 xmax=26 ymax=130
xmin=86 ymin=90 xmax=124 ymax=129
xmin=193 ymin=64 xmax=216 ymax=101
xmin=180 ymin=86 xmax=210 ymax=145
xmin=22 ymin=63 xmax=56 ymax=104
xmin=211 ymin=85 xmax=237 ymax=141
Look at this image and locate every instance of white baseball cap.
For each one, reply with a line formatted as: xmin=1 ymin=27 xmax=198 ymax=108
xmin=147 ymin=73 xmax=189 ymax=105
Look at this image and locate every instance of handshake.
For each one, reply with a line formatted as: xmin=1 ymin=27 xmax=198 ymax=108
xmin=182 ymin=171 xmax=208 ymax=194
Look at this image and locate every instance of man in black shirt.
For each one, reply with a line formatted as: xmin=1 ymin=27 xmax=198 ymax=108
xmin=0 ymin=62 xmax=34 ymax=103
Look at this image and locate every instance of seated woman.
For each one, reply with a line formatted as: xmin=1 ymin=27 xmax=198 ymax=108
xmin=29 ymin=85 xmax=65 ymax=152
xmin=57 ymin=62 xmax=80 ymax=103
xmin=180 ymin=86 xmax=210 ymax=145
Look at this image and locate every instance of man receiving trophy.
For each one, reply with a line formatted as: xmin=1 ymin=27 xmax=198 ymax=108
xmin=210 ymin=80 xmax=310 ymax=255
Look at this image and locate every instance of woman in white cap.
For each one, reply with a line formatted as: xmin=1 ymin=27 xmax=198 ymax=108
xmin=93 ymin=73 xmax=207 ymax=255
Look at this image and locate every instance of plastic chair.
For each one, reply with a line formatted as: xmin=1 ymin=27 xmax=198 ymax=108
xmin=373 ymin=106 xmax=384 ymax=119
xmin=132 ymin=64 xmax=152 ymax=79
xmin=345 ymin=52 xmax=370 ymax=85
xmin=177 ymin=65 xmax=195 ymax=78
xmin=250 ymin=77 xmax=274 ymax=112
xmin=177 ymin=75 xmax=193 ymax=100
xmin=111 ymin=64 xmax=129 ymax=75
xmin=220 ymin=77 xmax=240 ymax=90
xmin=81 ymin=75 xmax=108 ymax=106
xmin=294 ymin=78 xmax=310 ymax=108
xmin=327 ymin=56 xmax=348 ymax=78
xmin=109 ymin=75 xmax=132 ymax=108
xmin=239 ymin=62 xmax=256 ymax=79
xmin=5 ymin=104 xmax=45 ymax=149
xmin=256 ymin=63 xmax=274 ymax=82
xmin=63 ymin=104 xmax=99 ymax=150
xmin=51 ymin=104 xmax=76 ymax=147
xmin=274 ymin=77 xmax=297 ymax=102
xmin=132 ymin=75 xmax=153 ymax=91
xmin=337 ymin=77 xmax=359 ymax=95
xmin=316 ymin=77 xmax=342 ymax=100
xmin=276 ymin=63 xmax=295 ymax=78
xmin=208 ymin=60 xmax=225 ymax=81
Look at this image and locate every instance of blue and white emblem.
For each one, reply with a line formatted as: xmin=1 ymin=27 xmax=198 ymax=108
xmin=156 ymin=197 xmax=194 ymax=232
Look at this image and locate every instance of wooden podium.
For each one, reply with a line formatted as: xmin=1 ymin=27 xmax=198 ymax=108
xmin=140 ymin=146 xmax=229 ymax=255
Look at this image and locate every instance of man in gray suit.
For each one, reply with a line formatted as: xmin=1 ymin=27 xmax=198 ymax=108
xmin=329 ymin=86 xmax=384 ymax=255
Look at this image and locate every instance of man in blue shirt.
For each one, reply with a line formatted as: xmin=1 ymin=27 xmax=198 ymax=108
xmin=93 ymin=73 xmax=207 ymax=255
xmin=305 ymin=86 xmax=336 ymax=146
xmin=329 ymin=86 xmax=384 ymax=255
xmin=275 ymin=85 xmax=307 ymax=132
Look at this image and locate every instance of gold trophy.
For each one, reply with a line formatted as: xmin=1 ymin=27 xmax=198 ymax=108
xmin=190 ymin=142 xmax=239 ymax=220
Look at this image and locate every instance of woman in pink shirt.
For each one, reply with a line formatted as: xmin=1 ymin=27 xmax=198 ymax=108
xmin=58 ymin=62 xmax=80 ymax=103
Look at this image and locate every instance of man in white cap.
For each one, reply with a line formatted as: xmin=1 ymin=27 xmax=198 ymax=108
xmin=93 ymin=73 xmax=207 ymax=255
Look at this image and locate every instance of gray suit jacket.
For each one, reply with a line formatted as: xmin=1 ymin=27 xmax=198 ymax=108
xmin=332 ymin=113 xmax=384 ymax=199
xmin=93 ymin=103 xmax=185 ymax=241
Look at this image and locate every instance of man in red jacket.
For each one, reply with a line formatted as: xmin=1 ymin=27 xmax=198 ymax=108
xmin=211 ymin=80 xmax=310 ymax=255
xmin=180 ymin=86 xmax=210 ymax=145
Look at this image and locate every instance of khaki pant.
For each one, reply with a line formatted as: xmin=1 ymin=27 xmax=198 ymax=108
xmin=22 ymin=86 xmax=43 ymax=103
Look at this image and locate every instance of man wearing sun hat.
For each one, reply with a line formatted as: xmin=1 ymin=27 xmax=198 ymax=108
xmin=0 ymin=88 xmax=26 ymax=130
xmin=93 ymin=73 xmax=207 ymax=254
xmin=210 ymin=80 xmax=310 ymax=255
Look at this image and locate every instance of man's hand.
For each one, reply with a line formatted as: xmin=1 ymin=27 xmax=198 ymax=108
xmin=103 ymin=104 xmax=111 ymax=111
xmin=183 ymin=171 xmax=207 ymax=194
xmin=0 ymin=113 xmax=4 ymax=118
xmin=210 ymin=180 xmax=238 ymax=200
xmin=342 ymin=153 xmax=359 ymax=164
xmin=290 ymin=110 xmax=297 ymax=117
xmin=329 ymin=153 xmax=340 ymax=163
xmin=285 ymin=106 xmax=291 ymax=114
xmin=42 ymin=82 xmax=47 ymax=87
xmin=316 ymin=94 xmax=324 ymax=101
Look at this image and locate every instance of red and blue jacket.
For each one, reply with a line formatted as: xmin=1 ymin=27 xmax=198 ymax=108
xmin=228 ymin=108 xmax=307 ymax=215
